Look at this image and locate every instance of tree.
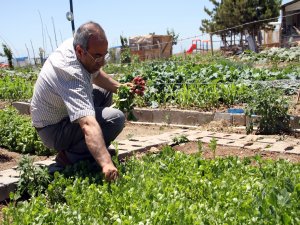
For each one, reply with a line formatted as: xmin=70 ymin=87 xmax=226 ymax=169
xmin=200 ymin=0 xmax=282 ymax=51
xmin=120 ymin=35 xmax=131 ymax=64
xmin=1 ymin=44 xmax=14 ymax=69
xmin=167 ymin=28 xmax=179 ymax=55
xmin=166 ymin=28 xmax=179 ymax=46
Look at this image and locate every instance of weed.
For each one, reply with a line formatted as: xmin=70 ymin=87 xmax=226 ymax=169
xmin=208 ymin=138 xmax=217 ymax=159
xmin=172 ymin=135 xmax=189 ymax=145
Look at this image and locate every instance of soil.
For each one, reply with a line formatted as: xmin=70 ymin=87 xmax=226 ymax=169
xmin=172 ymin=142 xmax=300 ymax=163
xmin=0 ymin=149 xmax=50 ymax=171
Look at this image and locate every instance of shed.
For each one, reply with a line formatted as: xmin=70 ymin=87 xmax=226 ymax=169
xmin=129 ymin=35 xmax=173 ymax=61
xmin=281 ymin=0 xmax=300 ymax=46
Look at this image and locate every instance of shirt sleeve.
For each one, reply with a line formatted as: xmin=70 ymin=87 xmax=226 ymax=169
xmin=54 ymin=65 xmax=95 ymax=122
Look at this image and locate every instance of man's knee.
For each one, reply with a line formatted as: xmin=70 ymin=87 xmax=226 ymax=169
xmin=110 ymin=109 xmax=126 ymax=130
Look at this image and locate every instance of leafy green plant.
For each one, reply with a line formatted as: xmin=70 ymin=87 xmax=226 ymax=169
xmin=208 ymin=137 xmax=217 ymax=159
xmin=115 ymin=85 xmax=136 ymax=120
xmin=3 ymin=146 xmax=300 ymax=224
xmin=172 ymin=134 xmax=189 ymax=145
xmin=245 ymin=88 xmax=291 ymax=134
xmin=12 ymin=155 xmax=51 ymax=200
xmin=115 ymin=76 xmax=145 ymax=120
xmin=0 ymin=107 xmax=53 ymax=155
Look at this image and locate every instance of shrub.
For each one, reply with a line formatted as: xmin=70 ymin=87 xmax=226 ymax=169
xmin=245 ymin=87 xmax=290 ymax=134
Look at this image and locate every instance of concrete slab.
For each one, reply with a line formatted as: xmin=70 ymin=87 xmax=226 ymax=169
xmin=286 ymin=145 xmax=300 ymax=154
xmin=34 ymin=159 xmax=56 ymax=166
xmin=133 ymin=108 xmax=214 ymax=126
xmin=256 ymin=137 xmax=279 ymax=144
xmin=239 ymin=135 xmax=262 ymax=142
xmin=132 ymin=108 xmax=153 ymax=122
xmin=0 ymin=169 xmax=20 ymax=178
xmin=232 ymin=114 xmax=246 ymax=126
xmin=244 ymin=142 xmax=270 ymax=150
xmin=197 ymin=136 xmax=213 ymax=143
xmin=221 ymin=133 xmax=247 ymax=140
xmin=263 ymin=141 xmax=295 ymax=153
xmin=208 ymin=132 xmax=232 ymax=139
xmin=222 ymin=140 xmax=249 ymax=148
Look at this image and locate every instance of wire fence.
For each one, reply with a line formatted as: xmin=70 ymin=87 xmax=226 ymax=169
xmin=114 ymin=11 xmax=300 ymax=52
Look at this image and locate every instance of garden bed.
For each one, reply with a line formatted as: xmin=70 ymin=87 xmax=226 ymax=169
xmin=2 ymin=142 xmax=300 ymax=224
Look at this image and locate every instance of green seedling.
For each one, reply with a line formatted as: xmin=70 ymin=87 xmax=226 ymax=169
xmin=208 ymin=137 xmax=217 ymax=159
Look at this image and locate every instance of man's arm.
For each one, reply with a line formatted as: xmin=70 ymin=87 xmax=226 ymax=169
xmin=93 ymin=69 xmax=120 ymax=93
xmin=78 ymin=115 xmax=118 ymax=181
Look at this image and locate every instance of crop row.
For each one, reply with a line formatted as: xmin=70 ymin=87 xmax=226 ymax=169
xmin=3 ymin=146 xmax=300 ymax=224
xmin=239 ymin=46 xmax=300 ymax=63
xmin=0 ymin=107 xmax=53 ymax=155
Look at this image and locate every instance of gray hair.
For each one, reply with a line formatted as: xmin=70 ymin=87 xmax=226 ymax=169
xmin=73 ymin=21 xmax=107 ymax=50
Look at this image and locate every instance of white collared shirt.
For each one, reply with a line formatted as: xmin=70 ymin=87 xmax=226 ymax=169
xmin=31 ymin=38 xmax=95 ymax=128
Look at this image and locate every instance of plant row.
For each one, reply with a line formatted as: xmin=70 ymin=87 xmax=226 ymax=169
xmin=239 ymin=46 xmax=300 ymax=63
xmin=3 ymin=146 xmax=300 ymax=224
xmin=116 ymin=60 xmax=299 ymax=110
xmin=0 ymin=107 xmax=53 ymax=155
xmin=0 ymin=68 xmax=38 ymax=101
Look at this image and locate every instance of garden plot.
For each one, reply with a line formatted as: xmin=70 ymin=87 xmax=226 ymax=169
xmin=2 ymin=144 xmax=300 ymax=224
xmin=1 ymin=48 xmax=300 ymax=223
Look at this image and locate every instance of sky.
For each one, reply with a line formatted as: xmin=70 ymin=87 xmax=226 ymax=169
xmin=0 ymin=0 xmax=292 ymax=61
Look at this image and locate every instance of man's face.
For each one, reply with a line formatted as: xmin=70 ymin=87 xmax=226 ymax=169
xmin=78 ymin=35 xmax=108 ymax=74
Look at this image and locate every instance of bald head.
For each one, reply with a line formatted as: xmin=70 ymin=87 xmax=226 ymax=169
xmin=73 ymin=21 xmax=107 ymax=50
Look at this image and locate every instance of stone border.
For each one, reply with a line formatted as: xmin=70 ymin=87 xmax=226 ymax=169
xmin=11 ymin=102 xmax=300 ymax=129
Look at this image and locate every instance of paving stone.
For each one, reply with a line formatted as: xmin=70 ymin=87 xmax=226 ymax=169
xmin=286 ymin=145 xmax=300 ymax=154
xmin=239 ymin=135 xmax=262 ymax=142
xmin=215 ymin=138 xmax=233 ymax=145
xmin=222 ymin=133 xmax=247 ymax=140
xmin=222 ymin=140 xmax=249 ymax=148
xmin=256 ymin=137 xmax=278 ymax=144
xmin=197 ymin=136 xmax=213 ymax=143
xmin=0 ymin=176 xmax=19 ymax=185
xmin=244 ymin=142 xmax=270 ymax=150
xmin=263 ymin=141 xmax=294 ymax=153
xmin=208 ymin=132 xmax=231 ymax=139
xmin=34 ymin=159 xmax=56 ymax=166
xmin=0 ymin=169 xmax=20 ymax=178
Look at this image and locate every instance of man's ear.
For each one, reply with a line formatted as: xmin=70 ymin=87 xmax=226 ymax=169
xmin=75 ymin=45 xmax=85 ymax=57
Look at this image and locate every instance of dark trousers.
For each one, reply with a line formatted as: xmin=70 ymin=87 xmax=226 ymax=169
xmin=37 ymin=86 xmax=125 ymax=164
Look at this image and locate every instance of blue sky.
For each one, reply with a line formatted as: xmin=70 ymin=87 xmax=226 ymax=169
xmin=0 ymin=0 xmax=292 ymax=60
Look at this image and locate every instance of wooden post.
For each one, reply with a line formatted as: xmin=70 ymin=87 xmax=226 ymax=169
xmin=210 ymin=34 xmax=214 ymax=56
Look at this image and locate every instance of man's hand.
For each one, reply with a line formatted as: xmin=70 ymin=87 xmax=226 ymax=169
xmin=102 ymin=163 xmax=119 ymax=181
xmin=121 ymin=82 xmax=134 ymax=89
xmin=79 ymin=116 xmax=118 ymax=181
